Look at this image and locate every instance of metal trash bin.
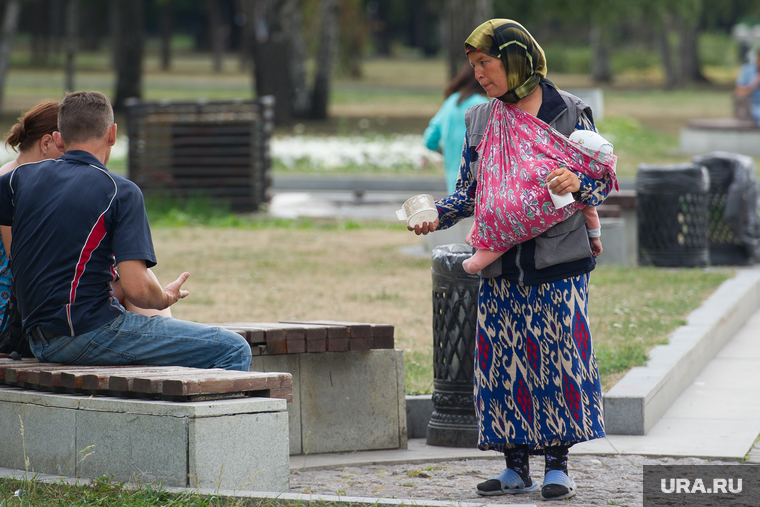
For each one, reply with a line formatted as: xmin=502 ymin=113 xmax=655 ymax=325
xmin=692 ymin=152 xmax=760 ymax=265
xmin=427 ymin=244 xmax=479 ymax=447
xmin=637 ymin=163 xmax=710 ymax=267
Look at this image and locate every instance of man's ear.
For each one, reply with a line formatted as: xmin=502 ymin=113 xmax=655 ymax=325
xmin=107 ymin=124 xmax=117 ymax=147
xmin=52 ymin=131 xmax=65 ymax=154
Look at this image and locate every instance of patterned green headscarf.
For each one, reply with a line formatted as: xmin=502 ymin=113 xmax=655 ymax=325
xmin=465 ymin=19 xmax=547 ymax=104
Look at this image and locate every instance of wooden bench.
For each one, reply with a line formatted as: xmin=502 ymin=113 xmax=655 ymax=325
xmin=218 ymin=320 xmax=394 ymax=355
xmin=0 ymin=360 xmax=292 ymax=402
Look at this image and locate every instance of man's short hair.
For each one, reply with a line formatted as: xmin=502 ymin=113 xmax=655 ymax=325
xmin=58 ymin=91 xmax=114 ymax=146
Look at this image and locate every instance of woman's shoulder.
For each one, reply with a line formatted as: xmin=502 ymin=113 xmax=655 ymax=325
xmin=464 ymin=100 xmax=494 ymax=125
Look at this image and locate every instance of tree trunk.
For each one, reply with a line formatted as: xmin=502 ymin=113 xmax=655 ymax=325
xmin=236 ymin=0 xmax=250 ymax=72
xmin=444 ymin=0 xmax=490 ymax=80
xmin=337 ymin=0 xmax=364 ymax=79
xmin=0 ymin=0 xmax=21 ymax=116
xmin=590 ymin=25 xmax=613 ymax=83
xmin=208 ymin=0 xmax=228 ymax=73
xmin=247 ymin=0 xmax=306 ymax=125
xmin=444 ymin=0 xmax=467 ymax=80
xmin=31 ymin=0 xmax=52 ymax=65
xmin=65 ymin=0 xmax=79 ymax=92
xmin=658 ymin=13 xmax=678 ymax=90
xmin=110 ymin=1 xmax=120 ymax=70
xmin=309 ymin=0 xmax=338 ymax=119
xmin=289 ymin=2 xmax=308 ymax=118
xmin=678 ymin=15 xmax=708 ymax=83
xmin=113 ymin=0 xmax=144 ymax=112
xmin=160 ymin=0 xmax=173 ymax=71
xmin=50 ymin=0 xmax=64 ymax=59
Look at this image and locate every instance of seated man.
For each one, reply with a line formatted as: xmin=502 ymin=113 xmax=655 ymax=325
xmin=736 ymin=49 xmax=760 ymax=125
xmin=0 ymin=91 xmax=251 ymax=371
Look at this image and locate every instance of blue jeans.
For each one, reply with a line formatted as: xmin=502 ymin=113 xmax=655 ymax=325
xmin=29 ymin=312 xmax=252 ymax=371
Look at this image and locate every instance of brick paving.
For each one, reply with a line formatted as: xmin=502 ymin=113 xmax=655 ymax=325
xmin=291 ymin=454 xmax=743 ymax=507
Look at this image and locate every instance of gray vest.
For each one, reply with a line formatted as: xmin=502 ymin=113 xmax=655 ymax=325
xmin=464 ymin=92 xmax=594 ymax=272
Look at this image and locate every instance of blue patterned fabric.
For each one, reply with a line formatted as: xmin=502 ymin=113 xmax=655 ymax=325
xmin=474 ymin=274 xmax=605 ymax=454
xmin=0 ymin=236 xmax=11 ymax=322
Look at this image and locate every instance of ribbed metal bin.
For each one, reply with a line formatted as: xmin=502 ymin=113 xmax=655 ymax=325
xmin=637 ymin=163 xmax=710 ymax=268
xmin=428 ymin=243 xmax=479 ymax=448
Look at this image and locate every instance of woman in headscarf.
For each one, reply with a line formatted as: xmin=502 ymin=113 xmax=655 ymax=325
xmin=410 ymin=20 xmax=612 ymax=501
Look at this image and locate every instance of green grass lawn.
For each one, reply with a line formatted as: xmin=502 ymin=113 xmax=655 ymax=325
xmin=0 ymin=475 xmax=276 ymax=506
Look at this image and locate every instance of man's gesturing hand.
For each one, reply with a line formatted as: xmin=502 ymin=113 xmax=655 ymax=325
xmin=163 ymin=272 xmax=190 ymax=306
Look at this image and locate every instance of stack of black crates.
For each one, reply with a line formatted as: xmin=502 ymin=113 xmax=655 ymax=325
xmin=125 ymin=97 xmax=275 ymax=212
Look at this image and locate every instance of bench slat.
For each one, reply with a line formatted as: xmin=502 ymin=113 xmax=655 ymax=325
xmin=162 ymin=371 xmax=291 ymax=397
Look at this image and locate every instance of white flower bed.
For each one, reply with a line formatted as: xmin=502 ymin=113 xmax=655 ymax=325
xmin=271 ymin=134 xmax=442 ymax=171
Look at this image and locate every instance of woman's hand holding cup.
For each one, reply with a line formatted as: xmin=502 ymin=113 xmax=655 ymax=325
xmin=547 ymin=166 xmax=580 ymax=196
xmin=409 ymin=219 xmax=439 ymax=235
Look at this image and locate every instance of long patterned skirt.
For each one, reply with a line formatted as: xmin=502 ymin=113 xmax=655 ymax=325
xmin=474 ymin=273 xmax=605 ymax=454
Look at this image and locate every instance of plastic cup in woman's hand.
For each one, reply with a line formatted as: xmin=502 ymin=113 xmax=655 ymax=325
xmin=396 ymin=194 xmax=438 ymax=228
xmin=546 ymin=178 xmax=575 ymax=209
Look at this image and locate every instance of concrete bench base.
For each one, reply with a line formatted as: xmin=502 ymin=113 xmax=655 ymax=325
xmin=680 ymin=119 xmax=760 ymax=156
xmin=251 ymin=349 xmax=407 ymax=455
xmin=0 ymin=387 xmax=289 ymax=491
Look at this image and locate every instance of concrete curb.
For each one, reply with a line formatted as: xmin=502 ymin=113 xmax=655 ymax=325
xmin=603 ymin=266 xmax=760 ymax=435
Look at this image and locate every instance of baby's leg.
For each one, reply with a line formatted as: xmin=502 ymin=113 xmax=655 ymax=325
xmin=463 ymin=248 xmax=503 ymax=275
xmin=465 ymin=220 xmax=477 ymax=246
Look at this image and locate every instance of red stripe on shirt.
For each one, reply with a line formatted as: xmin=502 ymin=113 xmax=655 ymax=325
xmin=66 ymin=213 xmax=108 ymax=334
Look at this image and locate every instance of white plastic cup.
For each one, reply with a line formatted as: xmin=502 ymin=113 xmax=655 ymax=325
xmin=546 ymin=179 xmax=575 ymax=209
xmin=396 ymin=194 xmax=438 ymax=227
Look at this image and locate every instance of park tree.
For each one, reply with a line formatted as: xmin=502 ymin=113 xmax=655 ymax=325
xmin=0 ymin=0 xmax=21 ymax=116
xmin=309 ymin=0 xmax=338 ymax=119
xmin=633 ymin=0 xmax=706 ymax=88
xmin=159 ymin=0 xmax=174 ymax=71
xmin=443 ymin=0 xmax=493 ymax=79
xmin=245 ymin=0 xmax=342 ymax=124
xmin=64 ymin=0 xmax=78 ymax=92
xmin=336 ymin=0 xmax=366 ymax=78
xmin=113 ymin=0 xmax=145 ymax=112
xmin=208 ymin=0 xmax=230 ymax=72
xmin=245 ymin=0 xmax=308 ymax=125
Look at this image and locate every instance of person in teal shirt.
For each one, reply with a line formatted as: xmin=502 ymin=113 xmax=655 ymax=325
xmin=424 ymin=65 xmax=489 ymax=194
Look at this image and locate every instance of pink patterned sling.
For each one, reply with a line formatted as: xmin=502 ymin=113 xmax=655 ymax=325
xmin=471 ymin=100 xmax=618 ymax=252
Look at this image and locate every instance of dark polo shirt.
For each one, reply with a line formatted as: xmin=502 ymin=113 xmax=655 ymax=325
xmin=0 ymin=150 xmax=156 ymax=336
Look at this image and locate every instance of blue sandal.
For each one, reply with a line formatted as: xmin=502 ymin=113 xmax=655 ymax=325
xmin=541 ymin=470 xmax=576 ymax=500
xmin=476 ymin=468 xmax=539 ymax=496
